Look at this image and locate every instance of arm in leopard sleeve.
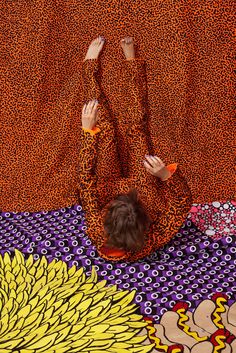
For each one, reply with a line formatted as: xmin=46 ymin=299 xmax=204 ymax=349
xmin=126 ymin=167 xmax=193 ymax=262
xmin=78 ymin=129 xmax=105 ymax=249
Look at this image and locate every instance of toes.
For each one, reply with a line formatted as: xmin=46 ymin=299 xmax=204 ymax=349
xmin=93 ymin=37 xmax=100 ymax=45
xmin=98 ymin=36 xmax=105 ymax=43
xmin=96 ymin=36 xmax=105 ymax=47
xmin=129 ymin=37 xmax=134 ymax=44
xmin=126 ymin=37 xmax=133 ymax=44
xmin=121 ymin=37 xmax=134 ymax=45
xmin=89 ymin=36 xmax=105 ymax=49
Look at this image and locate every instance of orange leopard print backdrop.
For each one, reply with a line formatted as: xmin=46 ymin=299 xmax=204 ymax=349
xmin=0 ymin=0 xmax=234 ymax=212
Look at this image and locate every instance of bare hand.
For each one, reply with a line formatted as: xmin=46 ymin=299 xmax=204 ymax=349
xmin=143 ymin=155 xmax=171 ymax=180
xmin=82 ymin=99 xmax=99 ymax=130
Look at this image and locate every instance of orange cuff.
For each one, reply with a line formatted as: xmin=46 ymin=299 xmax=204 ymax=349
xmin=100 ymin=245 xmax=126 ymax=258
xmin=82 ymin=126 xmax=101 ymax=136
xmin=163 ymin=163 xmax=178 ymax=181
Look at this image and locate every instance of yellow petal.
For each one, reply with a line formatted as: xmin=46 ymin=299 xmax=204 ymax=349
xmin=26 ymin=332 xmax=58 ymax=350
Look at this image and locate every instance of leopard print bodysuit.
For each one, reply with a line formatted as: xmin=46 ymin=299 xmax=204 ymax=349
xmin=78 ymin=60 xmax=192 ymax=262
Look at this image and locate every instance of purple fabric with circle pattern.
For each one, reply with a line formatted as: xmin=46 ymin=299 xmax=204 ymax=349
xmin=0 ymin=204 xmax=235 ymax=322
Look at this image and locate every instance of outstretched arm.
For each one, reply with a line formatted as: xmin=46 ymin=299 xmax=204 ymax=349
xmin=78 ymin=101 xmax=105 ymax=249
xmin=123 ymin=59 xmax=150 ymax=180
xmin=127 ymin=167 xmax=192 ymax=262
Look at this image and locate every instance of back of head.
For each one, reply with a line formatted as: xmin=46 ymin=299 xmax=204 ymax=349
xmin=104 ymin=189 xmax=150 ymax=252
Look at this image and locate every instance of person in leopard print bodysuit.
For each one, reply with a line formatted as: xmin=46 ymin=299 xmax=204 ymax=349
xmin=78 ymin=36 xmax=192 ymax=262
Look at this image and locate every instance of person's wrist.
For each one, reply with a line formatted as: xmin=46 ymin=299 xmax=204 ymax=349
xmin=157 ymin=167 xmax=172 ymax=181
xmin=82 ymin=125 xmax=96 ymax=130
xmin=82 ymin=125 xmax=101 ymax=136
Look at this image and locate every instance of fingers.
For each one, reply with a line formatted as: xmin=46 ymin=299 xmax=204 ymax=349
xmin=145 ymin=155 xmax=154 ymax=167
xmin=81 ymin=99 xmax=99 ymax=130
xmin=82 ymin=99 xmax=99 ymax=115
xmin=143 ymin=160 xmax=153 ymax=174
xmin=86 ymin=100 xmax=93 ymax=112
xmin=145 ymin=155 xmax=164 ymax=168
xmin=143 ymin=155 xmax=165 ymax=177
xmin=92 ymin=100 xmax=99 ymax=113
xmin=154 ymin=156 xmax=163 ymax=163
xmin=82 ymin=104 xmax=87 ymax=115
xmin=153 ymin=156 xmax=165 ymax=167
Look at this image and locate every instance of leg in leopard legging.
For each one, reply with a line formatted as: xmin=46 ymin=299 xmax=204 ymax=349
xmin=82 ymin=37 xmax=122 ymax=207
xmin=120 ymin=37 xmax=150 ymax=180
xmin=119 ymin=37 xmax=167 ymax=220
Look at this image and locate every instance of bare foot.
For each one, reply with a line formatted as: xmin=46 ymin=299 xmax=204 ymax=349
xmin=121 ymin=37 xmax=135 ymax=60
xmin=84 ymin=36 xmax=105 ymax=61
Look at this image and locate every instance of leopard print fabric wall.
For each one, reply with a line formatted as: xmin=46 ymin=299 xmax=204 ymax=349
xmin=0 ymin=0 xmax=234 ymax=212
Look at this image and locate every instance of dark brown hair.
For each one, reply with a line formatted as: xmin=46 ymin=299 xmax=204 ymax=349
xmin=104 ymin=189 xmax=150 ymax=252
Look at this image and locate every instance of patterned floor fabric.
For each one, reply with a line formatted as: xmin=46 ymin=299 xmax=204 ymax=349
xmin=188 ymin=200 xmax=236 ymax=239
xmin=1 ymin=252 xmax=235 ymax=353
xmin=0 ymin=250 xmax=154 ymax=352
xmin=0 ymin=202 xmax=235 ymax=324
xmin=145 ymin=294 xmax=236 ymax=352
